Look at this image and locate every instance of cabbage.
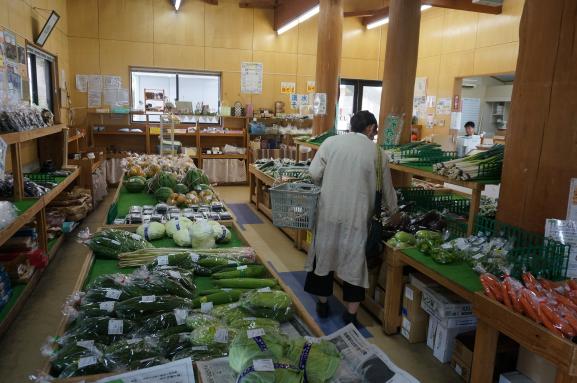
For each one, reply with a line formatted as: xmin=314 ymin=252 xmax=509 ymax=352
xmin=228 ymin=328 xmax=289 ymax=373
xmin=173 ymin=228 xmax=192 ymax=247
xmin=190 ymin=220 xmax=216 ymax=249
xmin=136 ymin=222 xmax=166 ymax=241
xmin=189 ymin=325 xmax=237 ymax=346
xmin=165 ymin=217 xmax=193 ymax=238
xmin=207 ymin=220 xmax=231 ymax=244
xmin=286 ymin=338 xmax=340 ymax=383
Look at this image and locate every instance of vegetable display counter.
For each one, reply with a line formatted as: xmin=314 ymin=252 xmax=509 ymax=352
xmin=105 ymin=179 xmax=234 ymax=229
xmin=47 ymin=222 xmax=323 ymax=382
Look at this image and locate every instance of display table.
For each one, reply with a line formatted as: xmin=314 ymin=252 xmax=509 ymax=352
xmin=294 ymin=140 xmax=319 ymax=163
xmin=382 ymin=245 xmax=482 ymax=334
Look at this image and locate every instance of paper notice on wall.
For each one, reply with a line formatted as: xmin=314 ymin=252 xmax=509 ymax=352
xmin=117 ymin=88 xmax=129 ymax=105
xmin=75 ymin=74 xmax=88 ymax=92
xmin=414 ymin=77 xmax=427 ymax=98
xmin=103 ymin=89 xmax=118 ymax=106
xmin=307 ymin=80 xmax=316 ymax=93
xmin=567 ymin=178 xmax=577 ymax=221
xmin=450 ymin=111 xmax=462 ymax=130
xmin=313 ymin=93 xmax=327 ymax=115
xmin=96 ymin=357 xmax=195 ymax=383
xmin=241 ymin=62 xmax=263 ymax=94
xmin=103 ymin=75 xmax=121 ymax=90
xmin=290 ymin=93 xmax=298 ymax=109
xmin=87 ymin=75 xmax=103 ymax=92
xmin=299 ymin=94 xmax=309 ymax=106
xmin=88 ymin=90 xmax=101 ymax=108
xmin=427 ymin=95 xmax=436 ymax=108
xmin=436 ymin=97 xmax=452 ymax=115
xmin=545 ymin=219 xmax=577 ymax=278
xmin=281 ymin=81 xmax=296 ymax=94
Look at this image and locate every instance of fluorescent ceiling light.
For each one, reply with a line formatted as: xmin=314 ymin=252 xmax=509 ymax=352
xmin=174 ymin=0 xmax=181 ymax=11
xmin=277 ymin=5 xmax=320 ymax=35
xmin=367 ymin=4 xmax=432 ymax=30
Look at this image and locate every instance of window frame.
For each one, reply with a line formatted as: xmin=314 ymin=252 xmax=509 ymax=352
xmin=26 ymin=42 xmax=60 ymax=121
xmin=129 ymin=67 xmax=222 ymax=124
xmin=340 ymin=78 xmax=382 ymax=114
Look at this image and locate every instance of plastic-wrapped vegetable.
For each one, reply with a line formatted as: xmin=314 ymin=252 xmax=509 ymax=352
xmin=148 ymin=253 xmax=212 ymax=275
xmin=189 ymin=325 xmax=238 ymax=346
xmin=228 ymin=328 xmax=289 ymax=373
xmin=48 ymin=341 xmax=108 ymax=377
xmin=239 ymin=290 xmax=294 ymax=322
xmin=171 ymin=343 xmax=229 ymax=362
xmin=136 ymin=222 xmax=166 ymax=241
xmin=139 ymin=310 xmax=190 ymax=334
xmin=211 ymin=303 xmax=247 ymax=324
xmin=114 ymin=296 xmax=195 ymax=319
xmin=393 ymin=231 xmax=416 ymax=245
xmin=86 ymin=274 xmax=131 ymax=290
xmin=235 ymin=365 xmax=305 ymax=383
xmin=122 ymin=270 xmax=196 ymax=299
xmin=430 ymin=248 xmax=457 ymax=264
xmin=212 ymin=265 xmax=266 ymax=279
xmin=104 ymin=337 xmax=166 ymax=371
xmin=286 ymin=338 xmax=341 ymax=383
xmin=191 ymin=290 xmax=243 ymax=308
xmin=81 ymin=287 xmax=128 ymax=304
xmin=190 ymin=220 xmax=216 ymax=249
xmin=185 ymin=313 xmax=217 ymax=329
xmin=174 ymin=228 xmax=192 ymax=247
xmin=230 ymin=317 xmax=280 ymax=330
xmin=165 ymin=217 xmax=193 ymax=238
xmin=85 ymin=229 xmax=153 ymax=259
xmin=153 ymin=266 xmax=196 ymax=292
xmin=63 ymin=317 xmax=138 ymax=345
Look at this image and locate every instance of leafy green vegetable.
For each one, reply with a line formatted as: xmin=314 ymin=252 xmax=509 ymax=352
xmin=136 ymin=222 xmax=166 ymax=241
xmin=212 ymin=265 xmax=266 ymax=279
xmin=228 ymin=328 xmax=289 ymax=373
xmin=189 ymin=325 xmax=238 ymax=346
xmin=286 ymin=338 xmax=340 ymax=383
xmin=86 ymin=229 xmax=153 ymax=260
xmin=239 ymin=290 xmax=294 ymax=322
xmin=191 ymin=290 xmax=243 ymax=308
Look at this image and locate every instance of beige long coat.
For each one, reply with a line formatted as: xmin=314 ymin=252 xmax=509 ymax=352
xmin=305 ymin=133 xmax=398 ymax=288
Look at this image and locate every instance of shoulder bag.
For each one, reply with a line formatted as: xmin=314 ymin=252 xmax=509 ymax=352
xmin=365 ymin=144 xmax=385 ymax=269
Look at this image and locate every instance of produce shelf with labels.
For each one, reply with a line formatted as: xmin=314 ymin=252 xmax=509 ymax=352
xmin=42 ymin=222 xmax=337 ymax=383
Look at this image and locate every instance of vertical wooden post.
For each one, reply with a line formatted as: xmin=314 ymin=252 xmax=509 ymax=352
xmin=313 ymin=0 xmax=343 ymax=135
xmin=377 ymin=0 xmax=421 ymax=146
xmin=11 ymin=143 xmax=24 ymax=200
xmin=497 ymin=0 xmax=577 ymax=233
xmin=62 ymin=127 xmax=69 ymax=169
xmin=470 ymin=320 xmax=499 ymax=383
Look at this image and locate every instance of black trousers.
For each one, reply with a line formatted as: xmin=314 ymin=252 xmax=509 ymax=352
xmin=304 ymin=259 xmax=365 ymax=302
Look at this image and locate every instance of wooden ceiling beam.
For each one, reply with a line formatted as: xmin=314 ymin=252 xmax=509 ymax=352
xmin=204 ymin=0 xmax=218 ymax=5
xmin=344 ymin=9 xmax=384 ymax=18
xmin=274 ymin=0 xmax=318 ymax=31
xmin=422 ymin=0 xmax=502 ymax=14
xmin=362 ymin=8 xmax=390 ymax=26
xmin=239 ymin=0 xmax=276 ymax=8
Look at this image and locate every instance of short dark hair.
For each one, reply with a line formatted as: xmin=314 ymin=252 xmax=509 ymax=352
xmin=350 ymin=110 xmax=377 ymax=133
xmin=464 ymin=121 xmax=475 ymax=129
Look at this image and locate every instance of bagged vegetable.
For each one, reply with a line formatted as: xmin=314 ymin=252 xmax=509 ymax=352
xmin=211 ymin=303 xmax=247 ymax=324
xmin=153 ymin=266 xmax=196 ymax=292
xmin=212 ymin=265 xmax=266 ymax=279
xmin=123 ymin=269 xmax=196 ymax=299
xmin=114 ymin=296 xmax=195 ymax=319
xmin=190 ymin=220 xmax=216 ymax=249
xmin=185 ymin=313 xmax=217 ymax=329
xmin=165 ymin=218 xmax=193 ymax=238
xmin=239 ymin=290 xmax=294 ymax=322
xmin=48 ymin=341 xmax=108 ymax=378
xmin=81 ymin=287 xmax=128 ymax=304
xmin=139 ymin=309 xmax=191 ymax=335
xmin=228 ymin=328 xmax=289 ymax=373
xmin=85 ymin=229 xmax=153 ymax=259
xmin=189 ymin=325 xmax=237 ymax=346
xmin=286 ymin=338 xmax=340 ymax=383
xmin=213 ymin=278 xmax=277 ymax=289
xmin=191 ymin=290 xmax=243 ymax=308
xmin=173 ymin=228 xmax=192 ymax=247
xmin=104 ymin=337 xmax=166 ymax=371
xmin=230 ymin=317 xmax=280 ymax=330
xmin=171 ymin=343 xmax=229 ymax=362
xmin=148 ymin=253 xmax=212 ymax=276
xmin=63 ymin=317 xmax=138 ymax=345
xmin=136 ymin=222 xmax=166 ymax=241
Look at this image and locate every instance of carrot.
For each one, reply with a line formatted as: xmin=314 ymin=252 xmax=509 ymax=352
xmin=553 ymin=292 xmax=577 ymax=312
xmin=501 ymin=281 xmax=513 ymax=309
xmin=539 ymin=279 xmax=559 ymax=291
xmin=568 ymin=279 xmax=577 ymax=291
xmin=480 ymin=274 xmax=503 ymax=302
xmin=540 ymin=302 xmax=574 ymax=337
xmin=522 ymin=272 xmax=538 ymax=290
xmin=504 ymin=277 xmax=523 ymax=314
xmin=558 ymin=306 xmax=577 ymax=333
xmin=520 ymin=290 xmax=541 ymax=323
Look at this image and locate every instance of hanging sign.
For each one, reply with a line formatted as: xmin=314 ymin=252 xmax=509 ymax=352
xmin=307 ymin=80 xmax=316 ymax=93
xmin=281 ymin=82 xmax=296 ymax=94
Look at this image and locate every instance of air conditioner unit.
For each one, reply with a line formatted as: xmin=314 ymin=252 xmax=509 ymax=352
xmin=472 ymin=0 xmax=503 ymax=6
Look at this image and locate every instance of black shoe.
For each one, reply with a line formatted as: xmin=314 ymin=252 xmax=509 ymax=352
xmin=316 ymin=301 xmax=329 ymax=318
xmin=342 ymin=311 xmax=359 ymax=326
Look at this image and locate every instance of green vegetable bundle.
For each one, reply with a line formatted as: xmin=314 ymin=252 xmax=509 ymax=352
xmin=228 ymin=329 xmax=289 ymax=373
xmin=213 ymin=278 xmax=277 ymax=289
xmin=104 ymin=338 xmax=165 ymax=371
xmin=119 ymin=247 xmax=257 ymax=268
xmin=211 ymin=303 xmax=247 ymax=324
xmin=212 ymin=265 xmax=266 ymax=279
xmin=171 ymin=343 xmax=229 ymax=362
xmin=191 ymin=290 xmax=243 ymax=308
xmin=114 ymin=296 xmax=195 ymax=319
xmin=239 ymin=290 xmax=294 ymax=322
xmin=181 ymin=168 xmax=210 ymax=191
xmin=86 ymin=229 xmax=153 ymax=260
xmin=189 ymin=325 xmax=238 ymax=346
xmin=64 ymin=317 xmax=138 ymax=345
xmin=49 ymin=342 xmax=109 ymax=378
xmin=121 ymin=272 xmax=196 ymax=299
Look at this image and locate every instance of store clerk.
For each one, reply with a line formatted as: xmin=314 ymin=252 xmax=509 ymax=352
xmin=304 ymin=111 xmax=397 ymax=326
xmin=460 ymin=121 xmax=481 ymax=155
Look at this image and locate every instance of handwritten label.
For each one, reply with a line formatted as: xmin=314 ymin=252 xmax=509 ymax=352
xmin=214 ymin=328 xmax=228 ymax=343
xmin=76 ymin=340 xmax=95 ymax=350
xmin=140 ymin=295 xmax=156 ymax=303
xmin=247 ymin=328 xmax=266 ymax=338
xmin=253 ymin=359 xmax=275 ymax=372
xmin=174 ymin=309 xmax=188 ymax=325
xmin=99 ymin=301 xmax=115 ymax=312
xmin=108 ymin=319 xmax=124 ymax=335
xmin=78 ymin=356 xmax=98 ymax=368
xmin=105 ymin=288 xmax=122 ymax=300
xmin=157 ymin=255 xmax=169 ymax=266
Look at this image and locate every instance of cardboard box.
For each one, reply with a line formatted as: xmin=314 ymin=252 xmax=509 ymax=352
xmin=433 ymin=321 xmax=476 ymax=363
xmin=421 ymin=284 xmax=473 ymax=320
xmin=451 ymin=356 xmax=471 ymax=382
xmin=427 ymin=316 xmax=438 ymax=349
xmin=401 ymin=316 xmax=428 ymax=343
xmin=516 ymin=347 xmax=556 ymax=383
xmin=402 ymin=284 xmax=429 ymax=323
xmin=499 ymin=371 xmax=534 ymax=383
xmin=409 ymin=272 xmax=438 ymax=292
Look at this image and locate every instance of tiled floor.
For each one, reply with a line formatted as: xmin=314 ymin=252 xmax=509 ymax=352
xmin=0 ymin=186 xmax=462 ymax=383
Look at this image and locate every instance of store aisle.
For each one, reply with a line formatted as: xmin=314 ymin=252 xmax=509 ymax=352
xmin=0 ymin=186 xmax=461 ymax=382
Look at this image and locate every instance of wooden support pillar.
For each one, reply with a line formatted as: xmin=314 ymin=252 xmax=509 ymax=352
xmin=497 ymin=0 xmax=577 ymax=233
xmin=377 ymin=0 xmax=421 ymax=146
xmin=11 ymin=143 xmax=24 ymax=200
xmin=313 ymin=0 xmax=343 ymax=135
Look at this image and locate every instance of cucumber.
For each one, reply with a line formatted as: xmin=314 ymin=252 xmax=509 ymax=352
xmin=191 ymin=290 xmax=243 ymax=308
xmin=213 ymin=278 xmax=278 ymax=289
xmin=115 ymin=296 xmax=195 ymax=319
xmin=211 ymin=265 xmax=266 ymax=279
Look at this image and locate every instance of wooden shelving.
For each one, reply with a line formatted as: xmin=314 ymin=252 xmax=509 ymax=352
xmin=0 ymin=124 xmax=65 ymax=145
xmin=202 ymin=153 xmax=247 ymax=159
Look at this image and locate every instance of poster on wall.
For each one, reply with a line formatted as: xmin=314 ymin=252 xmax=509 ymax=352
xmin=545 ymin=219 xmax=577 ymax=278
xmin=3 ymin=31 xmax=17 ymax=64
xmin=88 ymin=90 xmax=101 ymax=108
xmin=6 ymin=64 xmax=22 ymax=102
xmin=240 ymin=62 xmax=263 ymax=94
xmin=307 ymin=80 xmax=316 ymax=93
xmin=414 ymin=77 xmax=427 ymax=98
xmin=281 ymin=82 xmax=296 ymax=94
xmin=299 ymin=94 xmax=309 ymax=106
xmin=75 ymin=74 xmax=88 ymax=92
xmin=567 ymin=178 xmax=577 ymax=221
xmin=313 ymin=93 xmax=327 ymax=115
xmin=436 ymin=97 xmax=452 ymax=115
xmin=426 ymin=95 xmax=436 ymax=108
xmin=412 ymin=96 xmax=427 ymax=120
xmin=103 ymin=75 xmax=121 ymax=90
xmin=290 ymin=93 xmax=298 ymax=109
xmin=17 ymin=45 xmax=25 ymax=64
xmin=87 ymin=75 xmax=103 ymax=92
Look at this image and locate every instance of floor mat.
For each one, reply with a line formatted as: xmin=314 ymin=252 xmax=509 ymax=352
xmin=274 ymin=268 xmax=373 ymax=338
xmin=227 ymin=203 xmax=263 ymax=226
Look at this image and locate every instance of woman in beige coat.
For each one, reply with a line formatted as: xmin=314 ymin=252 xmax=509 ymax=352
xmin=304 ymin=111 xmax=397 ymax=325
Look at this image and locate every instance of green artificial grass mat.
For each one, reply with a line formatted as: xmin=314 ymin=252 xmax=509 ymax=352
xmin=0 ymin=284 xmax=25 ymax=322
xmin=402 ymin=247 xmax=483 ymax=293
xmin=13 ymin=199 xmax=38 ymax=215
xmin=116 ymin=186 xmax=157 ymax=219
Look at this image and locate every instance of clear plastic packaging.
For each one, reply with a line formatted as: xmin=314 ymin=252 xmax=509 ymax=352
xmin=0 ymin=201 xmax=18 ymax=230
xmin=239 ymin=290 xmax=294 ymax=322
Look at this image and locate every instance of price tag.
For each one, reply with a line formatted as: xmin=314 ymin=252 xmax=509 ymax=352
xmin=190 ymin=345 xmax=209 ymax=351
xmin=110 ymin=239 xmax=121 ymax=246
xmin=214 ymin=328 xmax=228 ymax=343
xmin=221 ymin=288 xmax=232 ymax=292
xmin=126 ymin=338 xmax=142 ymax=345
xmin=190 ymin=253 xmax=200 ymax=262
xmin=99 ymin=301 xmax=115 ymax=312
xmin=201 ymin=302 xmax=214 ymax=313
xmin=228 ymin=260 xmax=237 ymax=265
xmin=247 ymin=328 xmax=266 ymax=338
xmin=404 ymin=287 xmax=414 ymax=301
xmin=304 ymin=336 xmax=321 ymax=344
xmin=78 ymin=356 xmax=98 ymax=368
xmin=228 ymin=303 xmax=240 ymax=309
xmin=105 ymin=289 xmax=122 ymax=300
xmin=257 ymin=287 xmax=272 ymax=293
xmin=243 ymin=317 xmax=257 ymax=321
xmin=157 ymin=255 xmax=169 ymax=266
xmin=253 ymin=359 xmax=275 ymax=372
xmin=76 ymin=340 xmax=95 ymax=350
xmin=168 ymin=270 xmax=182 ymax=279
xmin=140 ymin=295 xmax=156 ymax=303
xmin=237 ymin=265 xmax=248 ymax=271
xmin=108 ymin=319 xmax=124 ymax=335
xmin=174 ymin=309 xmax=189 ymax=325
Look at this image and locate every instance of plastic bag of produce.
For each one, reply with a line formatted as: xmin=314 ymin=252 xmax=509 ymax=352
xmin=228 ymin=328 xmax=289 ymax=373
xmin=190 ymin=220 xmax=216 ymax=249
xmin=124 ymin=268 xmax=196 ymax=298
xmin=286 ymin=338 xmax=341 ymax=383
xmin=45 ymin=339 xmax=109 ymax=378
xmin=81 ymin=287 xmax=128 ymax=304
xmin=62 ymin=317 xmax=138 ymax=345
xmin=211 ymin=303 xmax=248 ymax=324
xmin=114 ymin=296 xmax=196 ymax=320
xmin=235 ymin=365 xmax=305 ymax=383
xmin=153 ymin=266 xmax=196 ymax=292
xmin=104 ymin=337 xmax=166 ymax=371
xmin=239 ymin=290 xmax=294 ymax=322
xmin=173 ymin=228 xmax=192 ymax=247
xmin=136 ymin=222 xmax=166 ymax=241
xmin=165 ymin=217 xmax=193 ymax=238
xmin=148 ymin=253 xmax=212 ymax=276
xmin=139 ymin=309 xmax=190 ymax=335
xmin=0 ymin=201 xmax=18 ymax=231
xmin=86 ymin=273 xmax=131 ymax=290
xmin=84 ymin=229 xmax=153 ymax=259
xmin=208 ymin=221 xmax=232 ymax=244
xmin=171 ymin=342 xmax=229 ymax=362
xmin=230 ymin=317 xmax=280 ymax=330
xmin=185 ymin=313 xmax=217 ymax=329
xmin=212 ymin=265 xmax=266 ymax=279
xmin=189 ymin=325 xmax=238 ymax=346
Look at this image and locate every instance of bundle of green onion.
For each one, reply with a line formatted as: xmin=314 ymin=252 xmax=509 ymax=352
xmin=384 ymin=142 xmax=450 ymax=164
xmin=433 ymin=144 xmax=504 ymax=181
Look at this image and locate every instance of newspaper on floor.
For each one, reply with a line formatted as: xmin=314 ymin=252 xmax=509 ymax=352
xmin=196 ymin=324 xmax=419 ymax=383
xmin=96 ymin=357 xmax=195 ymax=382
